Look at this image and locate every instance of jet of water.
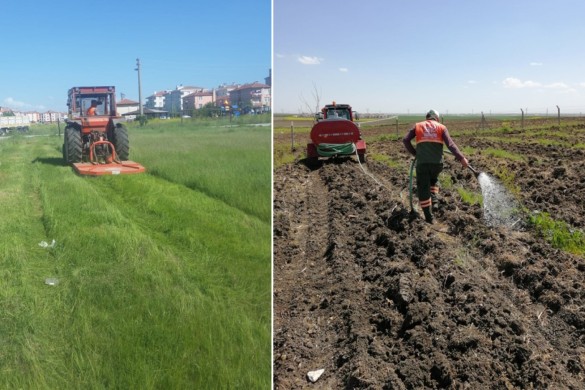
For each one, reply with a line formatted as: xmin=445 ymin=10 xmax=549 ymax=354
xmin=477 ymin=172 xmax=522 ymax=228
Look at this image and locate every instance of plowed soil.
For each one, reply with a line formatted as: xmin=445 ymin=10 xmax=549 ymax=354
xmin=273 ymin=122 xmax=585 ymax=389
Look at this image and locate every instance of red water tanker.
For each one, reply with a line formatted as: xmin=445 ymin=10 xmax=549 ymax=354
xmin=306 ymin=103 xmax=366 ymax=164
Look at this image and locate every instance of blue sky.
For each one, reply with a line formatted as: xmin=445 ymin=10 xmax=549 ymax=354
xmin=274 ymin=0 xmax=585 ymax=114
xmin=1 ymin=0 xmax=270 ymax=112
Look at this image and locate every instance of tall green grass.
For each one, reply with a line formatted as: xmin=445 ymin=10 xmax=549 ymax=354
xmin=483 ymin=148 xmax=525 ymax=162
xmin=130 ymin=121 xmax=271 ymax=223
xmin=0 ymin=123 xmax=271 ymax=388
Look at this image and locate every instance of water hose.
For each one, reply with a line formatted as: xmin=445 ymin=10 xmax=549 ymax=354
xmin=409 ymin=157 xmax=416 ymax=213
xmin=316 ymin=143 xmax=356 ymax=157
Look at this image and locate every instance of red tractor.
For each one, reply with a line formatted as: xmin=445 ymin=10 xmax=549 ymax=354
xmin=63 ymin=86 xmax=145 ymax=175
xmin=307 ymin=102 xmax=366 ymax=165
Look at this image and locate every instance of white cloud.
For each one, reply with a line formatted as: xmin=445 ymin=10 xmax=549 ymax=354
xmin=467 ymin=80 xmax=477 ymax=84
xmin=275 ymin=53 xmax=285 ymax=59
xmin=502 ymin=77 xmax=575 ymax=93
xmin=502 ymin=77 xmax=541 ymax=88
xmin=578 ymin=82 xmax=585 ymax=88
xmin=545 ymin=82 xmax=568 ymax=90
xmin=338 ymin=67 xmax=348 ymax=72
xmin=3 ymin=97 xmax=28 ymax=108
xmin=297 ymin=56 xmax=322 ymax=65
xmin=2 ymin=97 xmax=49 ymax=111
xmin=530 ymin=62 xmax=543 ymax=66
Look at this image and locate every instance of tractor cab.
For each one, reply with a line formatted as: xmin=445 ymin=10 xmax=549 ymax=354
xmin=315 ymin=103 xmax=358 ymax=122
xmin=67 ymin=86 xmax=117 ymax=118
xmin=324 ymin=105 xmax=351 ymax=120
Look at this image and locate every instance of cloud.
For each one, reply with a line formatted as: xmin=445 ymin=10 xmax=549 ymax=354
xmin=275 ymin=53 xmax=285 ymax=59
xmin=2 ymin=97 xmax=49 ymax=112
xmin=502 ymin=77 xmax=541 ymax=88
xmin=545 ymin=82 xmax=568 ymax=90
xmin=467 ymin=80 xmax=477 ymax=84
xmin=502 ymin=77 xmax=575 ymax=92
xmin=530 ymin=62 xmax=543 ymax=66
xmin=3 ymin=97 xmax=29 ymax=108
xmin=578 ymin=82 xmax=585 ymax=88
xmin=297 ymin=56 xmax=322 ymax=65
xmin=338 ymin=67 xmax=349 ymax=72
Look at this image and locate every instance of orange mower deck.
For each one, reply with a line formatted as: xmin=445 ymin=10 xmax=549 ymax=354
xmin=73 ymin=161 xmax=146 ymax=176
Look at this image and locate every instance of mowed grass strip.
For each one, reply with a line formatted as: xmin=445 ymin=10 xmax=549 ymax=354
xmin=130 ymin=122 xmax=271 ymax=223
xmin=0 ymin=128 xmax=270 ymax=388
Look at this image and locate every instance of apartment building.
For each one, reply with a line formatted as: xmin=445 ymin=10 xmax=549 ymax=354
xmin=183 ymin=90 xmax=215 ymax=112
xmin=164 ymin=85 xmax=205 ymax=114
xmin=229 ymin=82 xmax=271 ymax=113
xmin=145 ymin=90 xmax=167 ymax=109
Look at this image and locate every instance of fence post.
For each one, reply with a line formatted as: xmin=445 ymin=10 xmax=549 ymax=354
xmin=395 ymin=118 xmax=399 ymax=138
xmin=290 ymin=121 xmax=295 ymax=151
xmin=556 ymin=105 xmax=560 ymax=126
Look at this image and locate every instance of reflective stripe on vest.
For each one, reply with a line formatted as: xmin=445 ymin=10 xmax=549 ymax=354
xmin=415 ymin=120 xmax=445 ymax=144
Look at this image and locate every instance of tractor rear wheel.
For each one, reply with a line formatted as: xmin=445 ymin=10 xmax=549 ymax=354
xmin=64 ymin=127 xmax=82 ymax=163
xmin=112 ymin=124 xmax=129 ymax=160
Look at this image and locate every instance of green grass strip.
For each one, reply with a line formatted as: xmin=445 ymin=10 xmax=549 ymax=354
xmin=530 ymin=212 xmax=585 ymax=255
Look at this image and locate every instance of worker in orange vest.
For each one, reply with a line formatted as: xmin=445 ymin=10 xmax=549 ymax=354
xmin=86 ymin=100 xmax=99 ymax=116
xmin=403 ymin=109 xmax=469 ymax=224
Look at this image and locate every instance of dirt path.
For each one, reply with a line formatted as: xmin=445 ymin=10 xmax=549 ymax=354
xmin=274 ymin=126 xmax=585 ymax=388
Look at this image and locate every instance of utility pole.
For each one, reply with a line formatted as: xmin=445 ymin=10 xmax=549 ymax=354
xmin=135 ymin=58 xmax=143 ymax=116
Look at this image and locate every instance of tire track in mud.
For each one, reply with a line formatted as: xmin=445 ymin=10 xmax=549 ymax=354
xmin=274 ymin=153 xmax=585 ymax=389
xmin=274 ymin=163 xmax=354 ymax=389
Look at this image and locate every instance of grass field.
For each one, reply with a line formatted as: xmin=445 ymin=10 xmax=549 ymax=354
xmin=0 ymin=118 xmax=271 ymax=388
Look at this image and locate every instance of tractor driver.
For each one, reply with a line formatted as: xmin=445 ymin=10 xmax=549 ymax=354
xmin=86 ymin=100 xmax=99 ymax=116
xmin=403 ymin=109 xmax=469 ymax=224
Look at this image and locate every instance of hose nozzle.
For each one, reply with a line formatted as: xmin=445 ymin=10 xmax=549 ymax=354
xmin=467 ymin=165 xmax=480 ymax=178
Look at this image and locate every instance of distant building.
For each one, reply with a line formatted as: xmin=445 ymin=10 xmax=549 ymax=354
xmin=145 ymin=90 xmax=168 ymax=109
xmin=117 ymin=98 xmax=140 ymax=117
xmin=40 ymin=111 xmax=61 ymax=123
xmin=165 ymin=85 xmax=205 ymax=114
xmin=265 ymin=68 xmax=271 ymax=87
xmin=25 ymin=111 xmax=41 ymax=123
xmin=183 ymin=90 xmax=215 ymax=112
xmin=230 ymin=82 xmax=271 ymax=113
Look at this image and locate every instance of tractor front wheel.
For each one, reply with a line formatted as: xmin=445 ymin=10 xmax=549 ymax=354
xmin=112 ymin=124 xmax=129 ymax=161
xmin=64 ymin=127 xmax=82 ymax=163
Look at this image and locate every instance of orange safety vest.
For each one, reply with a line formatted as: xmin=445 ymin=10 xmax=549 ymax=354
xmin=414 ymin=120 xmax=445 ymax=144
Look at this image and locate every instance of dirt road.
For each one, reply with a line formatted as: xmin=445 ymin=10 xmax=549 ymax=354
xmin=273 ymin=125 xmax=585 ymax=388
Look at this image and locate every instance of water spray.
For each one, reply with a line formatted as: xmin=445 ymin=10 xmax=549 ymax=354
xmin=443 ymin=150 xmax=522 ymax=228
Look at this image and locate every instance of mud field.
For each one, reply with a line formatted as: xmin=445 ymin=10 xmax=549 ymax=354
xmin=273 ymin=122 xmax=585 ymax=389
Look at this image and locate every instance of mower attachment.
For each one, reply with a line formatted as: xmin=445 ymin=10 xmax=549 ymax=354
xmin=73 ymin=161 xmax=146 ymax=176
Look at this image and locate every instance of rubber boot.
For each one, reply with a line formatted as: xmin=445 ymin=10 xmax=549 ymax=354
xmin=431 ymin=194 xmax=439 ymax=212
xmin=422 ymin=207 xmax=433 ymax=224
